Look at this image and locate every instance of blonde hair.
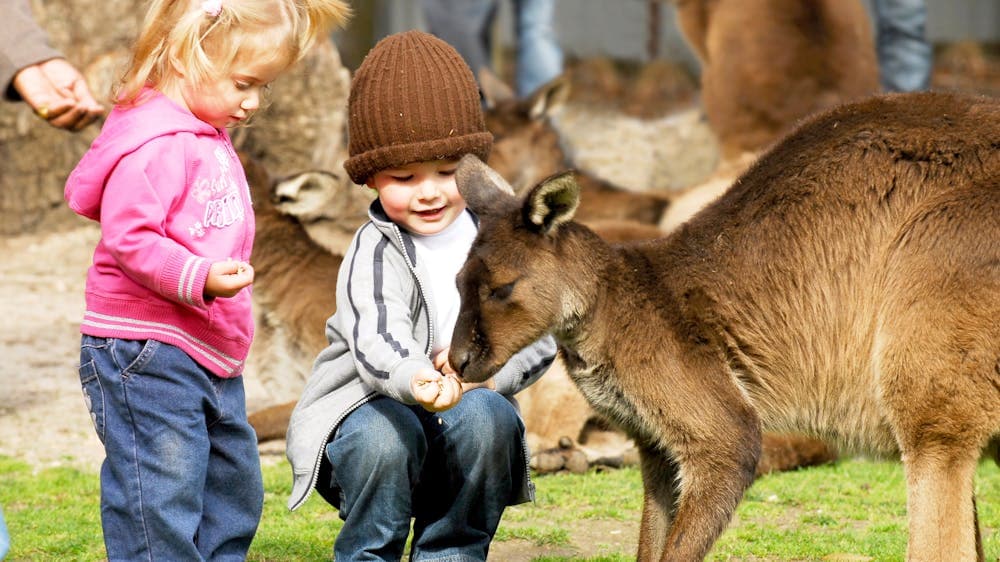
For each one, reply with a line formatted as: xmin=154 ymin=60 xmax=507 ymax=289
xmin=116 ymin=0 xmax=350 ymax=105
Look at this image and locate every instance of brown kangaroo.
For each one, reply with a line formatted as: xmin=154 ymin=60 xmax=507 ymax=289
xmin=482 ymin=71 xmax=671 ymax=226
xmin=240 ymin=153 xmax=344 ymax=441
xmin=660 ymin=0 xmax=881 ymax=232
xmin=674 ymin=0 xmax=880 ymax=161
xmin=482 ymin=67 xmax=836 ymax=474
xmin=449 ymin=91 xmax=1000 ymax=561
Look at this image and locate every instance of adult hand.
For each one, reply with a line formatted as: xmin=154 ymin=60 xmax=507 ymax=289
xmin=13 ymin=58 xmax=105 ymax=131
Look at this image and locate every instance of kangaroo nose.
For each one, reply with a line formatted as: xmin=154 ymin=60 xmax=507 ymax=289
xmin=449 ymin=348 xmax=470 ymax=379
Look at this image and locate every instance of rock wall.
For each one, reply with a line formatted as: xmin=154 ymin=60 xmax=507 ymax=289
xmin=0 ymin=0 xmax=352 ymax=236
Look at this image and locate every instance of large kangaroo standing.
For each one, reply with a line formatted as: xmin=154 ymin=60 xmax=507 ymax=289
xmin=674 ymin=0 xmax=879 ymax=160
xmin=449 ymin=91 xmax=1000 ymax=561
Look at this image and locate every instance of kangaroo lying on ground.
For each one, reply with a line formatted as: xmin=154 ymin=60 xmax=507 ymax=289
xmin=482 ymin=71 xmax=672 ymax=226
xmin=240 ymin=154 xmax=344 ymax=439
xmin=449 ymin=91 xmax=999 ymax=561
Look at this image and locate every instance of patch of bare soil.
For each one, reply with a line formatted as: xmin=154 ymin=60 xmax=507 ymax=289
xmin=0 ymin=223 xmax=104 ymax=471
xmin=491 ymin=517 xmax=640 ymax=562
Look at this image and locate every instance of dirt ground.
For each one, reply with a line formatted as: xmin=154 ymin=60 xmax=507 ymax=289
xmin=0 ymin=222 xmax=103 ymax=471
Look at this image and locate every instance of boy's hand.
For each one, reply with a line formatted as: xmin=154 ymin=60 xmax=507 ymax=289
xmin=434 ymin=347 xmax=495 ymax=392
xmin=205 ymin=259 xmax=254 ymax=298
xmin=433 ymin=347 xmax=457 ymax=376
xmin=411 ymin=368 xmax=463 ymax=412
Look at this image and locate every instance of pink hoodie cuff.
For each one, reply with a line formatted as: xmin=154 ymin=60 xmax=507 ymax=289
xmin=160 ymin=252 xmax=211 ymax=309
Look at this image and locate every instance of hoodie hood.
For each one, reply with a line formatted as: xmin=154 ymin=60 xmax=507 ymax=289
xmin=65 ymin=90 xmax=222 ymax=221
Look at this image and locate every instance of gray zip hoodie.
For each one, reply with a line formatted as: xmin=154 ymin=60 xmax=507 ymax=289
xmin=286 ymin=201 xmax=557 ymax=510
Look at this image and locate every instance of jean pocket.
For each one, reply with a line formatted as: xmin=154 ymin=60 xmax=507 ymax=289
xmin=78 ymin=359 xmax=106 ymax=443
xmin=112 ymin=338 xmax=159 ymax=379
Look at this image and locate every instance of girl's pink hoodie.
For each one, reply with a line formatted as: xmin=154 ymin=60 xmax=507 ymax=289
xmin=65 ymin=90 xmax=254 ymax=378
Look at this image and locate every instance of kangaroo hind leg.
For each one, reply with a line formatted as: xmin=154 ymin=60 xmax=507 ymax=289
xmin=879 ymin=183 xmax=1000 ymax=561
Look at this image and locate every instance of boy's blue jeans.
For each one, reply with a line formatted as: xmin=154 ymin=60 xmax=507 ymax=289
xmin=322 ymin=390 xmax=529 ymax=561
xmin=79 ymin=336 xmax=263 ymax=561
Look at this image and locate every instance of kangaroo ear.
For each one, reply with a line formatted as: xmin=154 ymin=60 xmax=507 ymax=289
xmin=479 ymin=67 xmax=514 ymax=108
xmin=456 ymin=154 xmax=516 ymax=214
xmin=527 ymin=74 xmax=570 ymax=120
xmin=524 ymin=171 xmax=579 ymax=234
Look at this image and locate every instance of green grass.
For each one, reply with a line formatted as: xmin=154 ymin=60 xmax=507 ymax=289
xmin=1 ymin=455 xmax=997 ymax=561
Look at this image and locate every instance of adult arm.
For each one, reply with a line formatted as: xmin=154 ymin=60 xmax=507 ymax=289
xmin=0 ymin=0 xmax=61 ymax=99
xmin=1 ymin=0 xmax=104 ymax=129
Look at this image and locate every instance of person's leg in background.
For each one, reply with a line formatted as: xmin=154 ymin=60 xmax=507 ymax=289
xmin=513 ymin=0 xmax=563 ymax=97
xmin=0 ymin=504 xmax=10 ymax=560
xmin=420 ymin=0 xmax=498 ymax=78
xmin=872 ymin=0 xmax=932 ymax=92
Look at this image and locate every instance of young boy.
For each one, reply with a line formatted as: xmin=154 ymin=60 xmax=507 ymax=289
xmin=285 ymin=30 xmax=557 ymax=561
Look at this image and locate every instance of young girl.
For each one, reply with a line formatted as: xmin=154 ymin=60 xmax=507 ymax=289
xmin=64 ymin=0 xmax=349 ymax=558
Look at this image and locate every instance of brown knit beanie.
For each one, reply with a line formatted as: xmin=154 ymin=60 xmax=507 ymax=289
xmin=344 ymin=30 xmax=493 ymax=185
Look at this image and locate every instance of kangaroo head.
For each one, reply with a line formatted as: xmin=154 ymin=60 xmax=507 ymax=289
xmin=483 ymin=73 xmax=571 ymax=194
xmin=450 ymin=155 xmax=581 ymax=382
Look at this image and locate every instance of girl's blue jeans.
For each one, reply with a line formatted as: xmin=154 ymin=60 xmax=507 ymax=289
xmin=322 ymin=390 xmax=530 ymax=561
xmin=79 ymin=336 xmax=263 ymax=561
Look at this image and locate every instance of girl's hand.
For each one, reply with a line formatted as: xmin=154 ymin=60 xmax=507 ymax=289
xmin=434 ymin=347 xmax=495 ymax=392
xmin=204 ymin=259 xmax=254 ymax=298
xmin=411 ymin=368 xmax=463 ymax=412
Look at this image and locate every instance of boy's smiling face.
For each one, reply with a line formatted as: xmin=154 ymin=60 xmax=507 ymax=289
xmin=368 ymin=158 xmax=467 ymax=235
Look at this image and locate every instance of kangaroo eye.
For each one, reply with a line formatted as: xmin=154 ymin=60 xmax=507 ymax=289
xmin=489 ymin=282 xmax=515 ymax=301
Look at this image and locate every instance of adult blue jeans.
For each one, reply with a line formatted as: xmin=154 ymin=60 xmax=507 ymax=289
xmin=421 ymin=0 xmax=563 ymax=97
xmin=514 ymin=0 xmax=563 ymax=97
xmin=79 ymin=336 xmax=263 ymax=561
xmin=872 ymin=0 xmax=932 ymax=92
xmin=322 ymin=390 xmax=529 ymax=561
xmin=0 ymin=505 xmax=9 ymax=559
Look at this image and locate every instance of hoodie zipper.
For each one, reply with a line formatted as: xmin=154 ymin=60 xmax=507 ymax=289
xmin=391 ymin=224 xmax=435 ymax=356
